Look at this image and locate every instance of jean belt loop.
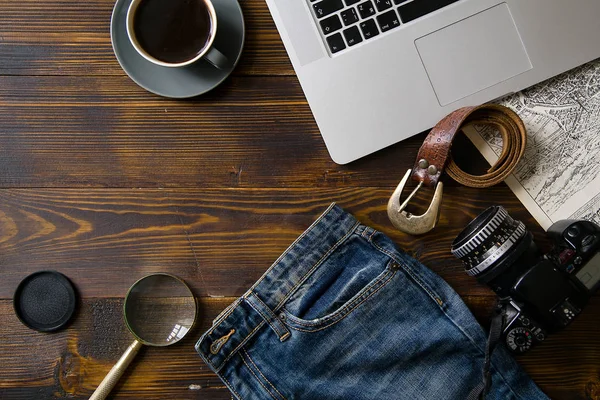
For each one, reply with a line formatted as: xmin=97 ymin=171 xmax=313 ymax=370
xmin=244 ymin=292 xmax=291 ymax=342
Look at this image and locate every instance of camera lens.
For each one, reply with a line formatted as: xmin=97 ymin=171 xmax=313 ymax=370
xmin=451 ymin=206 xmax=538 ymax=294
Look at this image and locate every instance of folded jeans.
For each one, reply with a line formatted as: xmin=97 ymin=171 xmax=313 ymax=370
xmin=196 ymin=204 xmax=548 ymax=400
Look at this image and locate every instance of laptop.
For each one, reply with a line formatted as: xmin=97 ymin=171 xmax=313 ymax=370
xmin=264 ymin=0 xmax=600 ymax=164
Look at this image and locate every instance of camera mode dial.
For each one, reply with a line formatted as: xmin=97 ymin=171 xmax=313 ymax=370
xmin=506 ymin=327 xmax=533 ymax=353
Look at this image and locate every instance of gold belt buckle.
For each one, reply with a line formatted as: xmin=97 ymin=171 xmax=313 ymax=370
xmin=387 ymin=169 xmax=443 ymax=236
xmin=387 ymin=104 xmax=527 ymax=236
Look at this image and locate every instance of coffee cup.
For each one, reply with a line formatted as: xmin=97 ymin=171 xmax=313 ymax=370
xmin=126 ymin=0 xmax=229 ymax=69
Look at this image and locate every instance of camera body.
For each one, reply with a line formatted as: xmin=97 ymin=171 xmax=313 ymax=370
xmin=452 ymin=207 xmax=600 ymax=353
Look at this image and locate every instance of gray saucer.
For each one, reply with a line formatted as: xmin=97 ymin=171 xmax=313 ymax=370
xmin=111 ymin=0 xmax=245 ymax=98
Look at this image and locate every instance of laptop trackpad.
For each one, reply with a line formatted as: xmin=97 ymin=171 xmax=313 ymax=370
xmin=415 ymin=3 xmax=532 ymax=106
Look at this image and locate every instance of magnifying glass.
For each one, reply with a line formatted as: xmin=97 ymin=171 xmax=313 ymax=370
xmin=90 ymin=273 xmax=197 ymax=400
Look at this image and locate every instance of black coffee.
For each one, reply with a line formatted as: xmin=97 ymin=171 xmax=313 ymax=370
xmin=133 ymin=0 xmax=212 ymax=64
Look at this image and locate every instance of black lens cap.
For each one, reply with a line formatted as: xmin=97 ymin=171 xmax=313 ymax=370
xmin=13 ymin=271 xmax=78 ymax=332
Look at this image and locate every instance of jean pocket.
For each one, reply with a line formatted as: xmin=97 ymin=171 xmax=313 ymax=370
xmin=281 ymin=232 xmax=400 ymax=332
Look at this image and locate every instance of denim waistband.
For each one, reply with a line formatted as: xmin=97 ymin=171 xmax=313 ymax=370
xmin=196 ymin=203 xmax=369 ymax=372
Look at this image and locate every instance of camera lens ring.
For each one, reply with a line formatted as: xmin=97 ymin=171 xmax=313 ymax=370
xmin=451 ymin=206 xmax=529 ymax=279
xmin=464 ymin=221 xmax=526 ymax=276
xmin=452 ymin=206 xmax=509 ymax=259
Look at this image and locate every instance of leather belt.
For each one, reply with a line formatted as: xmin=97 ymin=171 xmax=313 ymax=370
xmin=387 ymin=104 xmax=527 ymax=235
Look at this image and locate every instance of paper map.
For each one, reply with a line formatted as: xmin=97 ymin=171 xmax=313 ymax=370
xmin=464 ymin=59 xmax=600 ymax=230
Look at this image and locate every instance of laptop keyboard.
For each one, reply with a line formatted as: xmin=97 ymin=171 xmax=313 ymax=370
xmin=311 ymin=0 xmax=460 ymax=54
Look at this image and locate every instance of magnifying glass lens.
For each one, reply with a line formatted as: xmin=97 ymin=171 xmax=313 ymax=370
xmin=124 ymin=274 xmax=196 ymax=346
xmin=91 ymin=274 xmax=197 ymax=400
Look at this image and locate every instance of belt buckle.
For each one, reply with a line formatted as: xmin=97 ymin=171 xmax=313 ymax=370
xmin=387 ymin=169 xmax=443 ymax=235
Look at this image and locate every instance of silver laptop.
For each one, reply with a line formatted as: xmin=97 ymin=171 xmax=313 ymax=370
xmin=264 ymin=0 xmax=600 ymax=164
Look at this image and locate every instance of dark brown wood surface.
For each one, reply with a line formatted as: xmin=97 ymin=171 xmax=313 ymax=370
xmin=0 ymin=0 xmax=598 ymax=399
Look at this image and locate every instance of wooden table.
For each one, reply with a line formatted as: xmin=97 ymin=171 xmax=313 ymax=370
xmin=0 ymin=0 xmax=598 ymax=399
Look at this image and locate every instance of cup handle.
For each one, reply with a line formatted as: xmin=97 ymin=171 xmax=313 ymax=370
xmin=204 ymin=47 xmax=230 ymax=70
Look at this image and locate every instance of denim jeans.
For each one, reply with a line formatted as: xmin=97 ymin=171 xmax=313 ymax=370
xmin=196 ymin=204 xmax=548 ymax=399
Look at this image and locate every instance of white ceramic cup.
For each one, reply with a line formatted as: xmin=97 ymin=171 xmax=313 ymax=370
xmin=126 ymin=0 xmax=229 ymax=69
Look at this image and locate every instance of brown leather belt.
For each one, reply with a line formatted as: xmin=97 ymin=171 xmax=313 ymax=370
xmin=387 ymin=104 xmax=527 ymax=235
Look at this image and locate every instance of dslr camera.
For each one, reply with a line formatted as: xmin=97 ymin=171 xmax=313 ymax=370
xmin=451 ymin=206 xmax=600 ymax=353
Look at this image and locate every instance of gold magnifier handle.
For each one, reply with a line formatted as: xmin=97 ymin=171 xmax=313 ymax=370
xmin=89 ymin=340 xmax=143 ymax=400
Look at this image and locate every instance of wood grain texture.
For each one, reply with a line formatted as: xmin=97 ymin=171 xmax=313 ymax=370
xmin=0 ymin=187 xmax=547 ymax=299
xmin=0 ymin=298 xmax=232 ymax=400
xmin=0 ymin=74 xmax=449 ymax=188
xmin=0 ymin=0 xmax=294 ymax=77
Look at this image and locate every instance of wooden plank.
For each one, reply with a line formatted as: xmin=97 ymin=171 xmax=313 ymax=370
xmin=0 ymin=75 xmax=502 ymax=188
xmin=0 ymin=0 xmax=294 ymax=76
xmin=0 ymin=187 xmax=546 ymax=299
xmin=0 ymin=298 xmax=232 ymax=400
xmin=0 ymin=296 xmax=598 ymax=399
